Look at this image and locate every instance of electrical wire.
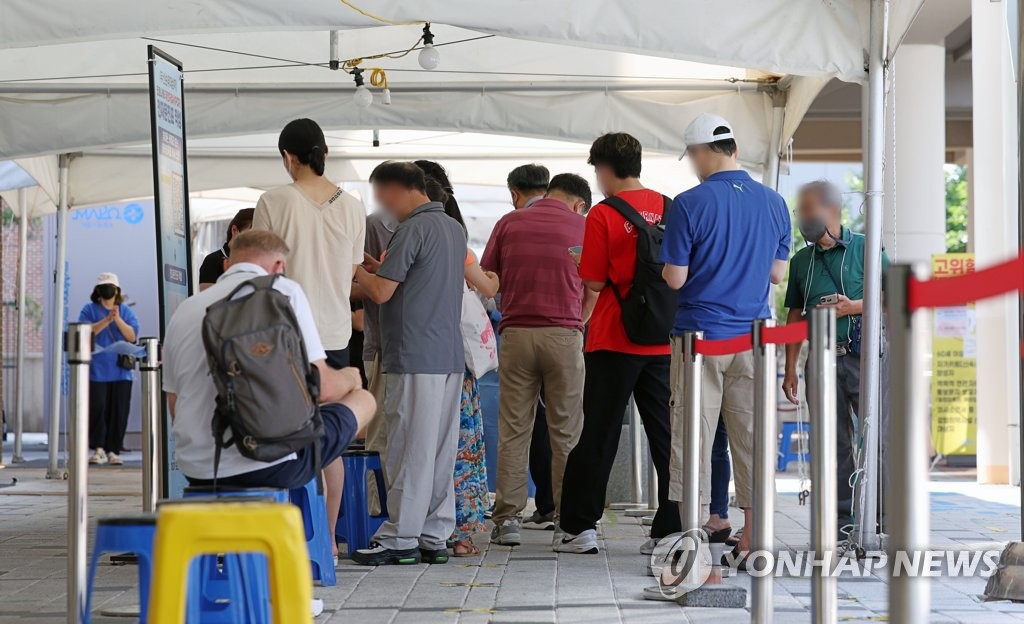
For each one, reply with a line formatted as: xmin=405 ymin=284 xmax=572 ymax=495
xmin=338 ymin=0 xmax=423 ymax=26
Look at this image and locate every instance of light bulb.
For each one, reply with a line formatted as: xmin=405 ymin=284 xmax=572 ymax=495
xmin=418 ymin=44 xmax=440 ymax=70
xmin=354 ymin=85 xmax=373 ymax=108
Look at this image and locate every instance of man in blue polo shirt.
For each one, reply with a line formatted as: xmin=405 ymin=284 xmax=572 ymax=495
xmin=660 ymin=113 xmax=790 ymax=557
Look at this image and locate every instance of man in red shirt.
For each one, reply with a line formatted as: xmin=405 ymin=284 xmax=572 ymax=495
xmin=481 ymin=173 xmax=595 ymax=546
xmin=555 ymin=133 xmax=681 ymax=555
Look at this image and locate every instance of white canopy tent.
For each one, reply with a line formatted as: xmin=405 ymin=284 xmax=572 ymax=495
xmin=0 ymin=0 xmax=920 ymax=556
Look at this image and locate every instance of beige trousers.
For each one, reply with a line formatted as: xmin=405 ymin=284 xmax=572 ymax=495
xmin=491 ymin=326 xmax=584 ymax=524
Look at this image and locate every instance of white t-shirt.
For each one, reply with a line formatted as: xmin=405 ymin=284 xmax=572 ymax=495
xmin=253 ymin=183 xmax=365 ymax=351
xmin=163 ymin=263 xmax=327 ymax=479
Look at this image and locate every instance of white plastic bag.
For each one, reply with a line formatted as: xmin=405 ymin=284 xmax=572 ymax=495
xmin=462 ymin=287 xmax=498 ymax=377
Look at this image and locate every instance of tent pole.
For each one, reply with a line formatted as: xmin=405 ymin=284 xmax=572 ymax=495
xmin=13 ymin=188 xmax=28 ymax=463
xmin=46 ymin=154 xmax=70 ymax=479
xmin=1016 ymin=0 xmax=1024 ymax=537
xmin=856 ymin=0 xmax=889 ymax=551
xmin=762 ymin=88 xmax=787 ymax=190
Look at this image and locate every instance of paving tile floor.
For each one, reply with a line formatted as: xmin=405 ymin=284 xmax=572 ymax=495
xmin=0 ymin=457 xmax=1022 ymax=623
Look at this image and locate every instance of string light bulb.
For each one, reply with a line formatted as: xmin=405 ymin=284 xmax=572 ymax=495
xmin=351 ymin=67 xmax=373 ymax=108
xmin=418 ymin=23 xmax=441 ymax=70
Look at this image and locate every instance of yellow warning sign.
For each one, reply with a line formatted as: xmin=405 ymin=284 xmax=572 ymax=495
xmin=930 ymin=253 xmax=977 ymax=456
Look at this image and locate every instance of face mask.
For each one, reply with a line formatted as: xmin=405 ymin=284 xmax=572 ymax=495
xmin=97 ymin=284 xmax=117 ymax=300
xmin=798 ymin=216 xmax=828 ymax=244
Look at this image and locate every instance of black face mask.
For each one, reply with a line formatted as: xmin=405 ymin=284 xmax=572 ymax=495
xmin=97 ymin=284 xmax=117 ymax=301
xmin=798 ymin=216 xmax=834 ymax=245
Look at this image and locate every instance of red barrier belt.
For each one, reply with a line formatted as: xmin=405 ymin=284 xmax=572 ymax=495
xmin=693 ymin=334 xmax=752 ymax=356
xmin=692 ymin=322 xmax=810 ymax=356
xmin=762 ymin=321 xmax=808 ymax=345
xmin=908 ymin=254 xmax=1024 ymax=311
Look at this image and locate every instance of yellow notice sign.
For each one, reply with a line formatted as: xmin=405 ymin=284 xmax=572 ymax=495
xmin=930 ymin=253 xmax=977 ymax=456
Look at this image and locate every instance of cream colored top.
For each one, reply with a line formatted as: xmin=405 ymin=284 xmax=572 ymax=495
xmin=253 ymin=183 xmax=366 ymax=350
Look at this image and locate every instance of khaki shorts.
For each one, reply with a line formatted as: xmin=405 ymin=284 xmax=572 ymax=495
xmin=669 ymin=337 xmax=755 ymax=509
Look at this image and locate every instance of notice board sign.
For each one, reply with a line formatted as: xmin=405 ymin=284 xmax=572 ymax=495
xmin=930 ymin=253 xmax=977 ymax=456
xmin=148 ymin=45 xmax=191 ymax=498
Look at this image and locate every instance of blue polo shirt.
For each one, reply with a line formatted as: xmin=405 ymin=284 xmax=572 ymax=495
xmin=660 ymin=170 xmax=791 ymax=339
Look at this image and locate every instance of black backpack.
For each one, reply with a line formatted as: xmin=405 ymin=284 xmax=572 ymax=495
xmin=202 ymin=274 xmax=323 ymax=480
xmin=602 ymin=195 xmax=677 ymax=346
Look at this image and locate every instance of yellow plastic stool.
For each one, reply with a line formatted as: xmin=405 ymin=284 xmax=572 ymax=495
xmin=147 ymin=501 xmax=313 ymax=624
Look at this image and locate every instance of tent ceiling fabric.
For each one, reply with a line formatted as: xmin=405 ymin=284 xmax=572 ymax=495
xmin=0 ymin=0 xmax=923 ymax=210
xmin=0 ymin=0 xmax=922 ymax=80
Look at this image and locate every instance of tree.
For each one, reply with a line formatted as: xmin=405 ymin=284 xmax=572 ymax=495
xmin=945 ymin=165 xmax=968 ymax=253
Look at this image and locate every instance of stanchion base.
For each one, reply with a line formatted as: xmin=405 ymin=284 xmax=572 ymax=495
xmin=609 ymin=502 xmax=645 ymax=511
xmin=641 ymin=515 xmax=654 ymax=526
xmin=624 ymin=509 xmax=651 ymax=517
xmin=675 ymin=584 xmax=748 ymax=608
xmin=98 ymin=605 xmax=140 ymax=618
xmin=985 ymin=543 xmax=1024 ymax=602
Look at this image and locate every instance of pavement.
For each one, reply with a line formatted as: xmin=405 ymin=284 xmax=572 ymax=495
xmin=1 ymin=439 xmax=1023 ymax=623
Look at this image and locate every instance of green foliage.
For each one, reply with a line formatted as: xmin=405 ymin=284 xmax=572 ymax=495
xmin=945 ymin=165 xmax=968 ymax=253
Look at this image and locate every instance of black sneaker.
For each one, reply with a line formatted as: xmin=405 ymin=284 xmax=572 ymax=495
xmin=351 ymin=544 xmax=422 ymax=566
xmin=419 ymin=547 xmax=450 ymax=564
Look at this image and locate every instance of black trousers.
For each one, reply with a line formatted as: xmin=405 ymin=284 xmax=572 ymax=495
xmin=560 ymin=350 xmax=681 ymax=539
xmin=88 ymin=380 xmax=132 ymax=452
xmin=530 ymin=393 xmax=555 ymax=516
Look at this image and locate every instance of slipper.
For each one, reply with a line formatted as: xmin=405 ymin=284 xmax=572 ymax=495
xmin=701 ymin=525 xmax=732 ymax=543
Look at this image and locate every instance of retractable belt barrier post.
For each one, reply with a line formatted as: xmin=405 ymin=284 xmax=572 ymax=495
xmin=647 ymin=447 xmax=659 ymax=511
xmin=679 ymin=332 xmax=704 ymax=541
xmin=139 ymin=337 xmax=162 ymax=513
xmin=630 ymin=396 xmax=644 ymax=506
xmin=65 ymin=323 xmax=92 ymax=624
xmin=751 ymin=319 xmax=777 ymax=624
xmin=807 ymin=308 xmax=838 ymax=624
xmin=888 ymin=264 xmax=931 ymax=624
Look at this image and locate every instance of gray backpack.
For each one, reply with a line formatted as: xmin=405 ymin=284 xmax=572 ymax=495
xmin=201 ymin=274 xmax=323 ymax=479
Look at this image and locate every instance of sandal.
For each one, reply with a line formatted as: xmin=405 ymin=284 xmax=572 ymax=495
xmin=701 ymin=524 xmax=732 ymax=543
xmin=725 ymin=527 xmax=743 ymax=547
xmin=721 ymin=546 xmax=751 ymax=571
xmin=452 ymin=540 xmax=481 ymax=557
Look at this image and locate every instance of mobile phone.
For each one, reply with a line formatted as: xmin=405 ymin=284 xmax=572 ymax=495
xmin=819 ymin=293 xmax=840 ymax=305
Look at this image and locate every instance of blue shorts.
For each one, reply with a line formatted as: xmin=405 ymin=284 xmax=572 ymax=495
xmin=187 ymin=402 xmax=358 ymax=490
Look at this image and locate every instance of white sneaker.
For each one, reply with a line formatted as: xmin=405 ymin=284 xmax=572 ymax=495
xmin=89 ymin=449 xmax=108 ymax=465
xmin=552 ymin=524 xmax=566 ymax=546
xmin=106 ymin=452 xmax=123 ymax=466
xmin=640 ymin=538 xmax=659 ymax=555
xmin=311 ymin=598 xmax=324 ymax=617
xmin=552 ymin=529 xmax=599 ymax=554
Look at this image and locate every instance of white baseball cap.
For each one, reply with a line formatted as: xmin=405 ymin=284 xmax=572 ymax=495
xmin=681 ymin=113 xmax=735 ymax=157
xmin=95 ymin=272 xmax=120 ymax=288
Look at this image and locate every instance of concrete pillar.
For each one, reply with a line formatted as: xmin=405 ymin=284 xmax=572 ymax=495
xmin=971 ymin=0 xmax=1020 ymax=485
xmin=882 ymin=44 xmax=947 ymax=262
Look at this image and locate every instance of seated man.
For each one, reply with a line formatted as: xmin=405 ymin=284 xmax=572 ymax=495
xmin=163 ymin=229 xmax=375 ymax=546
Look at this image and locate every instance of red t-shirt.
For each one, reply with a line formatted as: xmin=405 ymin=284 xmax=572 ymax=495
xmin=480 ymin=198 xmax=586 ymax=332
xmin=579 ymin=189 xmax=671 ymax=355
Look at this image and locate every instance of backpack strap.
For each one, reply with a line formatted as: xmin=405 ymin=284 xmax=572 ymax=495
xmin=601 ymin=195 xmax=650 ymax=232
xmin=600 ymin=194 xmax=672 ymax=305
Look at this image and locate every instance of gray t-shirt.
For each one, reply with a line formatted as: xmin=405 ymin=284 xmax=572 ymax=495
xmin=377 ymin=202 xmax=466 ymax=375
xmin=362 ymin=212 xmax=394 ymax=361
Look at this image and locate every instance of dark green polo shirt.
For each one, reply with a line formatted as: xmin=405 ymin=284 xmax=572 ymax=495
xmin=784 ymin=227 xmax=889 ymax=344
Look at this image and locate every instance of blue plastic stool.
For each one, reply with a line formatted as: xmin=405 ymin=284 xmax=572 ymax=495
xmin=86 ymin=515 xmax=156 ymax=624
xmin=289 ymin=478 xmax=337 ymax=586
xmin=181 ymin=487 xmax=289 ymax=623
xmin=335 ymin=451 xmax=389 ymax=557
xmin=778 ymin=422 xmax=811 ymax=471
